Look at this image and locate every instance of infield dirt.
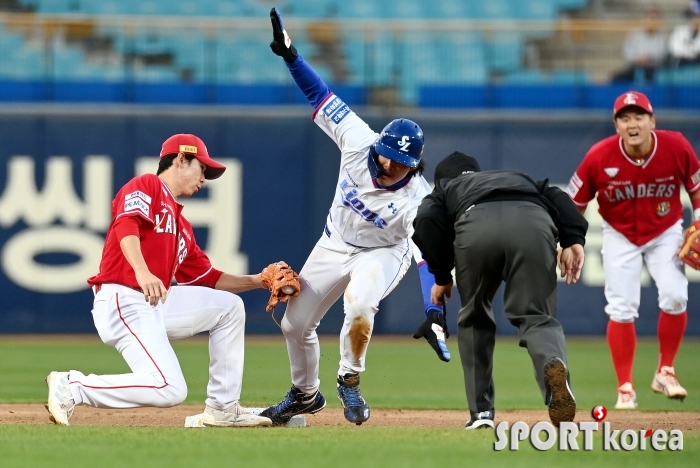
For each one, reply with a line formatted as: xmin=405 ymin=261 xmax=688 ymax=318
xmin=1 ymin=404 xmax=699 ymax=430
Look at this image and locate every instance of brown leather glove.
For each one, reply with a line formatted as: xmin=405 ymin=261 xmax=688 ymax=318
xmin=260 ymin=261 xmax=300 ymax=312
xmin=678 ymin=220 xmax=700 ymax=270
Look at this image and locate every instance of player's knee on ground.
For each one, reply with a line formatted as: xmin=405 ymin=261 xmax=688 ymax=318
xmin=157 ymin=378 xmax=188 ymax=407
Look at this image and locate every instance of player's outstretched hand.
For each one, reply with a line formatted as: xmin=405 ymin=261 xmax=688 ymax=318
xmin=413 ymin=309 xmax=451 ymax=362
xmin=559 ymin=244 xmax=585 ymax=284
xmin=269 ymin=8 xmax=298 ymax=63
xmin=134 ymin=267 xmax=167 ymax=306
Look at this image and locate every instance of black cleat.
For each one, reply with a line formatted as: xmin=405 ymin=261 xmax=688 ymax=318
xmin=259 ymin=386 xmax=326 ymax=426
xmin=465 ymin=410 xmax=495 ymax=430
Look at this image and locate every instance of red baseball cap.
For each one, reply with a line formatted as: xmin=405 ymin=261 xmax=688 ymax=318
xmin=613 ymin=91 xmax=653 ymax=117
xmin=160 ymin=134 xmax=226 ymax=180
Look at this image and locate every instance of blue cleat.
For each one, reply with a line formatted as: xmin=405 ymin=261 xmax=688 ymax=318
xmin=337 ymin=373 xmax=370 ymax=425
xmin=259 ymin=386 xmax=326 ymax=426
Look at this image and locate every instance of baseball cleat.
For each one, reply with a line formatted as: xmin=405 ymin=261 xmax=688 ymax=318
xmin=652 ymin=366 xmax=687 ymax=401
xmin=45 ymin=371 xmax=75 ymax=425
xmin=465 ymin=410 xmax=495 ymax=430
xmin=201 ymin=403 xmax=272 ymax=427
xmin=259 ymin=386 xmax=326 ymax=426
xmin=544 ymin=358 xmax=576 ymax=426
xmin=337 ymin=373 xmax=370 ymax=425
xmin=615 ymin=382 xmax=638 ymax=409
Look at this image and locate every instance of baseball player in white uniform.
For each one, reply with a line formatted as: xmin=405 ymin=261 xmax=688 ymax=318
xmin=260 ymin=8 xmax=443 ymax=425
xmin=45 ymin=134 xmax=291 ymax=427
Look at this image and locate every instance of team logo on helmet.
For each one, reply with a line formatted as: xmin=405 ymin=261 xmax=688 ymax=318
xmin=656 ymin=201 xmax=670 ymax=217
xmin=398 ymin=136 xmax=411 ymax=152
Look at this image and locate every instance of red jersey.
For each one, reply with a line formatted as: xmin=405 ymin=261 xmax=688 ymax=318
xmin=567 ymin=130 xmax=700 ymax=246
xmin=88 ymin=174 xmax=223 ymax=289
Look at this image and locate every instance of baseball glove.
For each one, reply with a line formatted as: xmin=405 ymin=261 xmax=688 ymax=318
xmin=260 ymin=261 xmax=300 ymax=312
xmin=678 ymin=220 xmax=700 ymax=270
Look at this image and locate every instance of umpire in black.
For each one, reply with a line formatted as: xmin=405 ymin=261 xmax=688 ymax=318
xmin=412 ymin=152 xmax=587 ymax=429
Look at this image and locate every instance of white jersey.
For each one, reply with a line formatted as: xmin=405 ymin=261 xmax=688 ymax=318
xmin=313 ymin=94 xmax=431 ymax=249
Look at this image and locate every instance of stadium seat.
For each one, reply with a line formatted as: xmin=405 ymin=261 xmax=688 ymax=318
xmin=436 ymin=32 xmax=488 ymax=84
xmin=336 ymin=1 xmax=382 ymax=19
xmin=503 ymin=69 xmax=547 ymax=84
xmin=485 ymin=29 xmax=523 ymax=74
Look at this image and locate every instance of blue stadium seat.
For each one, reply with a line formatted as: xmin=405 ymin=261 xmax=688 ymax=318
xmin=398 ymin=32 xmax=441 ymax=103
xmin=216 ymin=0 xmax=244 ymax=17
xmin=133 ymin=65 xmax=179 ymax=82
xmin=472 ymin=0 xmax=514 ymax=19
xmin=380 ymin=0 xmax=427 ymax=19
xmin=34 ymin=0 xmax=80 ymax=14
xmin=436 ymin=32 xmax=488 ymax=84
xmin=512 ymin=0 xmax=556 ymax=19
xmin=342 ymin=36 xmax=367 ymax=84
xmin=485 ymin=29 xmax=523 ymax=74
xmin=82 ymin=0 xmax=134 ymax=15
xmin=503 ymin=69 xmax=547 ymax=84
xmin=287 ymin=0 xmax=335 ymax=18
xmin=554 ymin=0 xmax=588 ymax=10
xmin=336 ymin=1 xmax=382 ymax=19
xmin=168 ymin=30 xmax=206 ymax=80
xmin=425 ymin=0 xmax=474 ymax=19
xmin=655 ymin=66 xmax=700 ymax=85
xmin=550 ymin=69 xmax=589 ymax=84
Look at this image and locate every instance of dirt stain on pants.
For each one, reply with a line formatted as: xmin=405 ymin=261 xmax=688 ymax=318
xmin=348 ymin=315 xmax=371 ymax=359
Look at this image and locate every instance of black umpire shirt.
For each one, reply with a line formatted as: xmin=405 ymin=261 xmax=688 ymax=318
xmin=412 ymin=170 xmax=588 ymax=285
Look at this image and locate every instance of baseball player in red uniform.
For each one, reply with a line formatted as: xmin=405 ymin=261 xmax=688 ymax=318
xmin=567 ymin=91 xmax=700 ymax=409
xmin=45 ymin=134 xmax=276 ymax=427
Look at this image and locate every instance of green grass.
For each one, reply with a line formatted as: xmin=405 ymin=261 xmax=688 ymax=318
xmin=0 ymin=425 xmax=697 ymax=468
xmin=0 ymin=336 xmax=698 ymax=467
xmin=1 ymin=335 xmax=698 ymax=412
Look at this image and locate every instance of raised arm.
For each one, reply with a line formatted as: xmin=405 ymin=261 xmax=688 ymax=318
xmin=269 ymin=8 xmax=330 ymax=107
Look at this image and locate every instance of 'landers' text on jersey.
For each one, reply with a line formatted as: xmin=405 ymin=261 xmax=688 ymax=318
xmin=567 ymin=130 xmax=700 ymax=246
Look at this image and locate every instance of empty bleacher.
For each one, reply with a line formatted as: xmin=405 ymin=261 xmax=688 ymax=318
xmin=3 ymin=0 xmax=695 ymax=107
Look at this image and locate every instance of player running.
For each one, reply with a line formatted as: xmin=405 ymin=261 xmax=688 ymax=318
xmin=567 ymin=91 xmax=700 ymax=409
xmin=45 ymin=134 xmax=295 ymax=427
xmin=260 ymin=8 xmax=444 ymax=426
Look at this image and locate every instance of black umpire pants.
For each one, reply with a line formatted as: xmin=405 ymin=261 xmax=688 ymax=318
xmin=453 ymin=200 xmax=569 ymax=415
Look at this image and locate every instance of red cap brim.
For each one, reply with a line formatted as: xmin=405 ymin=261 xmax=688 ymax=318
xmin=196 ymin=155 xmax=226 ymax=180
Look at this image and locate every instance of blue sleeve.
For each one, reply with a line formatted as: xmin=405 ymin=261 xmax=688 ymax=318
xmin=286 ymin=54 xmax=331 ymax=108
xmin=418 ymin=262 xmax=444 ymax=315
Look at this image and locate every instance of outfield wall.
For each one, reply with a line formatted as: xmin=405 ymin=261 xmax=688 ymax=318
xmin=1 ymin=104 xmax=699 ymax=336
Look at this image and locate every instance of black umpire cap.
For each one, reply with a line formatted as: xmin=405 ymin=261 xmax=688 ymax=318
xmin=434 ymin=152 xmax=481 ymax=181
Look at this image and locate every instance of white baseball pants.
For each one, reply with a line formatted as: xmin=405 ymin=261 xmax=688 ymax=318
xmin=68 ymin=284 xmax=246 ymax=410
xmin=281 ymin=235 xmax=412 ymax=394
xmin=602 ymin=220 xmax=687 ymax=322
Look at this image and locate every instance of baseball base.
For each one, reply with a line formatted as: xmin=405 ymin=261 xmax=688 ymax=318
xmin=184 ymin=408 xmax=307 ymax=428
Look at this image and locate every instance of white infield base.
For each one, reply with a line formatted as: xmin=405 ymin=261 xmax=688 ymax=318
xmin=184 ymin=408 xmax=307 ymax=428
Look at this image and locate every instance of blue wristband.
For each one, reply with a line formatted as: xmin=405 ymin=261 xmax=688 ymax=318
xmin=418 ymin=262 xmax=443 ymax=315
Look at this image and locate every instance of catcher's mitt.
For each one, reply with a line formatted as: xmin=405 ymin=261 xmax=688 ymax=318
xmin=260 ymin=261 xmax=300 ymax=312
xmin=678 ymin=220 xmax=700 ymax=270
